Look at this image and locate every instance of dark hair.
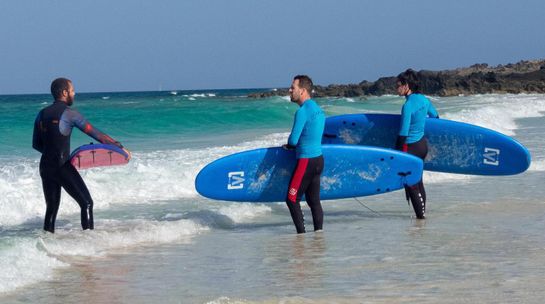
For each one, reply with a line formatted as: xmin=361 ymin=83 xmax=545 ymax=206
xmin=50 ymin=78 xmax=72 ymax=99
xmin=293 ymin=75 xmax=313 ymax=95
xmin=397 ymin=69 xmax=420 ymax=93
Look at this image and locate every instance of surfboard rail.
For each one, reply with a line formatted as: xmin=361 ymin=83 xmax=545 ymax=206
xmin=70 ymin=143 xmax=131 ymax=170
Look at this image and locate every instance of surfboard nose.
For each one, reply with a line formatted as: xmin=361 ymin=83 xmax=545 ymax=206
xmin=521 ymin=144 xmax=532 ymax=173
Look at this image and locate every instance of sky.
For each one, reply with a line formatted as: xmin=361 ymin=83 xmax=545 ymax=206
xmin=0 ymin=0 xmax=544 ymax=94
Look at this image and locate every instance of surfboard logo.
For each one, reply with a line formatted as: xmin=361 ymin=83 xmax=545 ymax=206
xmin=483 ymin=147 xmax=500 ymax=166
xmin=227 ymin=171 xmax=245 ymax=190
xmin=289 ymin=188 xmax=297 ymax=196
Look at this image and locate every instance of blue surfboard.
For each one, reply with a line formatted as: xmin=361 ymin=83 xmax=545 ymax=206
xmin=322 ymin=113 xmax=531 ymax=175
xmin=195 ymin=145 xmax=423 ymax=202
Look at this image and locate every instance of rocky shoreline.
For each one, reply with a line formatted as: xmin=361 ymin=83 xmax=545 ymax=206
xmin=248 ymin=59 xmax=545 ymax=98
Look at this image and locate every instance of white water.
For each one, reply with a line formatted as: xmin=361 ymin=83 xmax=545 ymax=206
xmin=1 ymin=94 xmax=544 ymax=301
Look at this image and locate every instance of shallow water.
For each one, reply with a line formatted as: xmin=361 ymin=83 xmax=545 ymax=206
xmin=1 ymin=92 xmax=544 ymax=303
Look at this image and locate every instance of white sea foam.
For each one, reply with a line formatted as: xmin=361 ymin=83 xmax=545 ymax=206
xmin=0 ymin=133 xmax=288 ymax=227
xmin=442 ymin=94 xmax=545 ymax=136
xmin=0 ymin=218 xmax=207 ymax=294
xmin=0 ymin=238 xmax=67 ymax=294
xmin=217 ymin=204 xmax=271 ymax=224
xmin=0 ymin=160 xmax=47 ymax=226
xmin=40 ymin=218 xmax=207 ymax=257
xmin=423 ymin=171 xmax=472 ymax=184
xmin=529 ymin=159 xmax=545 ymax=171
xmin=206 ymin=297 xmax=258 ymax=304
xmin=190 ymin=94 xmax=207 ymax=98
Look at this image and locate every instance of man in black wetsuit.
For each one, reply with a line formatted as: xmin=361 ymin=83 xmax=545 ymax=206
xmin=33 ymin=78 xmax=125 ymax=233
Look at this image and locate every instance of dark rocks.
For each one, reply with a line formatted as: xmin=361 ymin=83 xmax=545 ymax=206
xmin=247 ymin=59 xmax=545 ymax=98
xmin=248 ymin=90 xmax=289 ymax=98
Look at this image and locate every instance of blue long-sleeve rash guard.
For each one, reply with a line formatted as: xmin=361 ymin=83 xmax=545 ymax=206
xmin=399 ymin=93 xmax=439 ymax=143
xmin=288 ymin=99 xmax=325 ymax=159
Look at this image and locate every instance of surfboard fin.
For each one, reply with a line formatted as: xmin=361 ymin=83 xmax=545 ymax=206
xmin=397 ymin=171 xmax=412 ymax=177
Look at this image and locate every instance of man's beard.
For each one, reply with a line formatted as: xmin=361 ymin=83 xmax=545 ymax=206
xmin=290 ymin=94 xmax=297 ymax=102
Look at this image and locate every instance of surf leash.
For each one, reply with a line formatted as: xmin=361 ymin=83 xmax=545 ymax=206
xmin=353 ymin=197 xmax=382 ymax=216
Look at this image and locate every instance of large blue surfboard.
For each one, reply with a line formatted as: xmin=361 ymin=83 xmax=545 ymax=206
xmin=195 ymin=145 xmax=423 ymax=202
xmin=322 ymin=114 xmax=531 ymax=175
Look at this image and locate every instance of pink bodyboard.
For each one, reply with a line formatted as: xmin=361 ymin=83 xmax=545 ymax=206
xmin=70 ymin=144 xmax=130 ymax=170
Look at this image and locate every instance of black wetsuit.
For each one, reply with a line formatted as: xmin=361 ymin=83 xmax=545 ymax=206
xmin=286 ymin=156 xmax=324 ymax=233
xmin=398 ymin=137 xmax=428 ymax=219
xmin=33 ymin=100 xmax=118 ymax=233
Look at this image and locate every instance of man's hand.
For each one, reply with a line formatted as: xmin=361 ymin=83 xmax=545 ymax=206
xmin=123 ymin=148 xmax=132 ymax=161
xmin=282 ymin=144 xmax=296 ymax=150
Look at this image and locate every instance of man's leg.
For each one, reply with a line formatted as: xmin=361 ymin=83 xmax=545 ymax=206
xmin=59 ymin=163 xmax=94 ymax=230
xmin=41 ymin=176 xmax=61 ymax=233
xmin=286 ymin=158 xmax=311 ymax=234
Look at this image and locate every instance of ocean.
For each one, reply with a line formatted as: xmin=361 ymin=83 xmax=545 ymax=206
xmin=0 ymin=90 xmax=544 ymax=303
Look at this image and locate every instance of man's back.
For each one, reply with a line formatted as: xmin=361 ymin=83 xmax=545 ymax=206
xmin=296 ymin=99 xmax=325 ymax=158
xmin=34 ymin=101 xmax=71 ymax=167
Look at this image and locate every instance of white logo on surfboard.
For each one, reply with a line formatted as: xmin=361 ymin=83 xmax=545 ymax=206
xmin=227 ymin=171 xmax=245 ymax=190
xmin=483 ymin=147 xmax=500 ymax=166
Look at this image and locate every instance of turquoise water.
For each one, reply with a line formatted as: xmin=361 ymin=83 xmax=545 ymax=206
xmin=0 ymin=89 xmax=296 ymax=155
xmin=1 ymin=90 xmax=545 ymax=303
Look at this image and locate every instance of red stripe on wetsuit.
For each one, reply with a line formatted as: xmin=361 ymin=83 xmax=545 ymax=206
xmin=287 ymin=158 xmax=309 ymax=203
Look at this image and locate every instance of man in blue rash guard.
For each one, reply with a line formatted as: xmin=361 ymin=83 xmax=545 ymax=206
xmin=282 ymin=75 xmax=326 ymax=233
xmin=33 ymin=78 xmax=125 ymax=233
xmin=395 ymin=69 xmax=439 ymax=219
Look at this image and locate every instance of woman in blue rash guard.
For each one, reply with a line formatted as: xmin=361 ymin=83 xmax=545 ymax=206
xmin=33 ymin=78 xmax=125 ymax=233
xmin=395 ymin=69 xmax=439 ymax=219
xmin=283 ymin=75 xmax=326 ymax=234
